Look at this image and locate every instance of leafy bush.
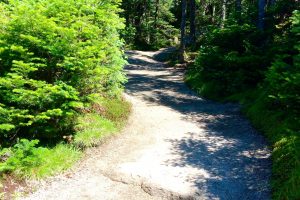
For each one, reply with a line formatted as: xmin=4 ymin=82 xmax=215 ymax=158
xmin=262 ymin=11 xmax=300 ymax=199
xmin=0 ymin=0 xmax=126 ymax=141
xmin=186 ymin=10 xmax=300 ymax=200
xmin=0 ymin=139 xmax=81 ymax=179
xmin=189 ymin=24 xmax=271 ymax=98
xmin=0 ymin=139 xmax=44 ymax=174
xmin=266 ymin=10 xmax=300 ymax=116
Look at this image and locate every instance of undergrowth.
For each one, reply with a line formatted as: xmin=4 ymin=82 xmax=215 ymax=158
xmin=0 ymin=96 xmax=131 ymax=197
xmin=0 ymin=139 xmax=81 ymax=179
xmin=186 ymin=72 xmax=300 ymax=199
xmin=240 ymin=91 xmax=300 ymax=200
xmin=74 ymin=114 xmax=116 ymax=148
xmin=185 ymin=10 xmax=299 ymax=199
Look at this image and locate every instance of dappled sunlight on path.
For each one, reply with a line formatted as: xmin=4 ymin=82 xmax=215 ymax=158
xmin=23 ymin=48 xmax=271 ymax=200
xmin=122 ymin=48 xmax=271 ymax=199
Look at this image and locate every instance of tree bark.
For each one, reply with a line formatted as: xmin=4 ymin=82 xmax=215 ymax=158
xmin=236 ymin=0 xmax=242 ymax=23
xmin=258 ymin=0 xmax=265 ymax=30
xmin=221 ymin=0 xmax=227 ymax=28
xmin=189 ymin=0 xmax=196 ymax=44
xmin=179 ymin=0 xmax=187 ymax=63
xmin=154 ymin=0 xmax=159 ymax=29
xmin=212 ymin=5 xmax=216 ymax=23
xmin=202 ymin=0 xmax=206 ymax=16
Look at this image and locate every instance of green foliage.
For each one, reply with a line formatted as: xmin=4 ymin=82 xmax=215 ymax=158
xmin=243 ymin=89 xmax=300 ymax=200
xmin=0 ymin=139 xmax=44 ymax=174
xmin=187 ymin=8 xmax=300 ymax=200
xmin=190 ymin=24 xmax=269 ymax=97
xmin=0 ymin=96 xmax=131 ymax=179
xmin=0 ymin=0 xmax=126 ymax=141
xmin=121 ymin=0 xmax=178 ymax=49
xmin=0 ymin=139 xmax=81 ymax=179
xmin=261 ymin=12 xmax=300 ymax=199
xmin=30 ymin=144 xmax=81 ymax=179
xmin=0 ymin=0 xmax=130 ymax=189
xmin=74 ymin=114 xmax=116 ymax=148
xmin=266 ymin=10 xmax=300 ymax=116
xmin=99 ymin=97 xmax=131 ymax=127
xmin=74 ymin=97 xmax=131 ymax=148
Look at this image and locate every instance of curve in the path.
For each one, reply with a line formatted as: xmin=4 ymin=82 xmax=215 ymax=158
xmin=22 ymin=49 xmax=271 ymax=200
xmin=124 ymin=49 xmax=271 ymax=200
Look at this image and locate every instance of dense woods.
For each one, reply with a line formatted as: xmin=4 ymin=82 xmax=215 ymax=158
xmin=0 ymin=0 xmax=299 ymax=198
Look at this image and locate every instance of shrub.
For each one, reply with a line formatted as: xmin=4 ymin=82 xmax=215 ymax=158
xmin=266 ymin=10 xmax=300 ymax=116
xmin=263 ymin=11 xmax=300 ymax=199
xmin=0 ymin=0 xmax=126 ymax=141
xmin=186 ymin=10 xmax=300 ymax=200
xmin=190 ymin=24 xmax=271 ymax=98
xmin=0 ymin=139 xmax=81 ymax=179
xmin=0 ymin=139 xmax=44 ymax=174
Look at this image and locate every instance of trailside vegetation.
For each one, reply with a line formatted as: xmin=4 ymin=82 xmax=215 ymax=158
xmin=121 ymin=0 xmax=299 ymax=198
xmin=183 ymin=1 xmax=299 ymax=199
xmin=0 ymin=0 xmax=130 ymax=189
xmin=121 ymin=0 xmax=179 ymax=49
xmin=0 ymin=0 xmax=299 ymax=198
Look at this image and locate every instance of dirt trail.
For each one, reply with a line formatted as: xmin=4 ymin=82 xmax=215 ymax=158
xmin=21 ymin=49 xmax=271 ymax=200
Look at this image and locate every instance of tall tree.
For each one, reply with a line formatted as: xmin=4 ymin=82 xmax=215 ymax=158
xmin=180 ymin=0 xmax=187 ymax=62
xmin=258 ymin=0 xmax=266 ymax=30
xmin=121 ymin=0 xmax=178 ymax=48
xmin=221 ymin=0 xmax=227 ymax=28
xmin=189 ymin=0 xmax=196 ymax=43
xmin=154 ymin=0 xmax=159 ymax=29
xmin=236 ymin=0 xmax=242 ymax=23
xmin=212 ymin=4 xmax=216 ymax=23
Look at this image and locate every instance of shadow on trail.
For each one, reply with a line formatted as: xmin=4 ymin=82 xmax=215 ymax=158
xmin=125 ymin=50 xmax=271 ymax=200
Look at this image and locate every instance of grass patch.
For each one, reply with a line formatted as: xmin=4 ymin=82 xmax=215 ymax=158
xmin=94 ymin=97 xmax=132 ymax=128
xmin=73 ymin=97 xmax=131 ymax=148
xmin=28 ymin=144 xmax=82 ymax=179
xmin=0 ymin=96 xmax=131 ymax=197
xmin=74 ymin=114 xmax=116 ymax=148
xmin=0 ymin=140 xmax=81 ymax=179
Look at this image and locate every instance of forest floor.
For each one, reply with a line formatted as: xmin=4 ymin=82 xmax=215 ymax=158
xmin=21 ymin=48 xmax=271 ymax=200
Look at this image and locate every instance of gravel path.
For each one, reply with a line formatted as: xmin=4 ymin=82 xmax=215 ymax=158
xmin=21 ymin=49 xmax=271 ymax=200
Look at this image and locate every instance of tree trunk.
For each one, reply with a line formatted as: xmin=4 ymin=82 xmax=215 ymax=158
xmin=212 ymin=5 xmax=216 ymax=23
xmin=202 ymin=0 xmax=206 ymax=16
xmin=258 ymin=0 xmax=265 ymax=30
xmin=151 ymin=0 xmax=159 ymax=44
xmin=154 ymin=0 xmax=159 ymax=29
xmin=134 ymin=3 xmax=145 ymax=43
xmin=236 ymin=0 xmax=242 ymax=23
xmin=189 ymin=0 xmax=196 ymax=44
xmin=221 ymin=0 xmax=227 ymax=28
xmin=179 ymin=0 xmax=187 ymax=63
